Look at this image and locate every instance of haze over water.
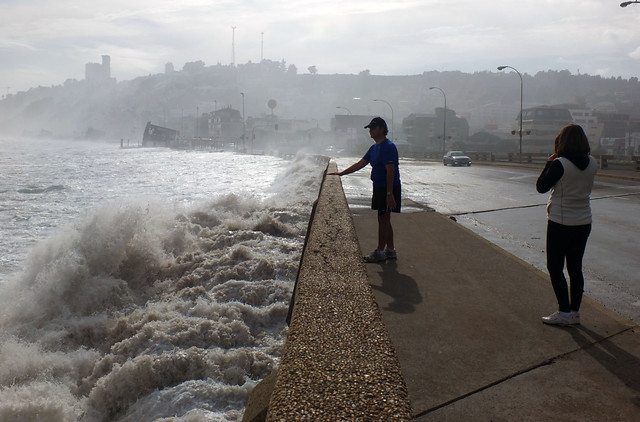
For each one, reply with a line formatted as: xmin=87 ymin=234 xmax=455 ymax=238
xmin=0 ymin=138 xmax=327 ymax=421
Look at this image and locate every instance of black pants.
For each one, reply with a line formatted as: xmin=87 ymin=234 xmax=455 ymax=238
xmin=546 ymin=220 xmax=591 ymax=312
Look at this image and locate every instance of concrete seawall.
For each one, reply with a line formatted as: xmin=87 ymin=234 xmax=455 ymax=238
xmin=243 ymin=161 xmax=413 ymax=421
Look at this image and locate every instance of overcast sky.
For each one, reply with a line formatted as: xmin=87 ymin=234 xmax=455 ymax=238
xmin=2 ymin=0 xmax=640 ymax=94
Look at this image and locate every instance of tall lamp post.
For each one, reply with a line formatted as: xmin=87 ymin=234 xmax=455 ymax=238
xmin=621 ymin=1 xmax=640 ymax=6
xmin=336 ymin=106 xmax=352 ymax=115
xmin=429 ymin=86 xmax=447 ymax=155
xmin=373 ymin=98 xmax=394 ymax=141
xmin=240 ymin=92 xmax=246 ymax=151
xmin=498 ymin=65 xmax=523 ymax=164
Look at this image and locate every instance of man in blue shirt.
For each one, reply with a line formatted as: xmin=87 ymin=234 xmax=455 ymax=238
xmin=328 ymin=117 xmax=401 ymax=262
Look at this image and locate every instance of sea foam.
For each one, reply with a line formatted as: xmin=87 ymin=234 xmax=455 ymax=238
xmin=0 ymin=153 xmax=328 ymax=421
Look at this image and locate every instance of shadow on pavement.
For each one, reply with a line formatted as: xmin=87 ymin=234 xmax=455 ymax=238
xmin=572 ymin=326 xmax=640 ymax=396
xmin=370 ymin=260 xmax=422 ymax=314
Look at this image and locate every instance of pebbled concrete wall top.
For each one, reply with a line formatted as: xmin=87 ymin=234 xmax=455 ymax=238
xmin=265 ymin=161 xmax=413 ymax=421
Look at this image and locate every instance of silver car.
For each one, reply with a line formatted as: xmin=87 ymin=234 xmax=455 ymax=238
xmin=443 ymin=151 xmax=471 ymax=166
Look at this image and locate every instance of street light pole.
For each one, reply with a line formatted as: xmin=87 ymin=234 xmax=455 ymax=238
xmin=621 ymin=1 xmax=640 ymax=6
xmin=373 ymin=99 xmax=394 ymax=141
xmin=429 ymin=87 xmax=447 ymax=155
xmin=498 ymin=65 xmax=523 ymax=164
xmin=336 ymin=106 xmax=352 ymax=115
xmin=240 ymin=92 xmax=246 ymax=151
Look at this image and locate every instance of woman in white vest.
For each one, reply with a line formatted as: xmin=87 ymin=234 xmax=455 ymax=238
xmin=536 ymin=124 xmax=597 ymax=326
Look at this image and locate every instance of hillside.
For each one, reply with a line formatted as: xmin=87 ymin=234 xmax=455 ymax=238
xmin=1 ymin=60 xmax=639 ymax=140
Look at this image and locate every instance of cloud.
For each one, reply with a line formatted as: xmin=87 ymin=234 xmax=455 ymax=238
xmin=1 ymin=0 xmax=640 ymax=93
xmin=629 ymin=46 xmax=640 ymax=60
xmin=0 ymin=39 xmax=36 ymax=51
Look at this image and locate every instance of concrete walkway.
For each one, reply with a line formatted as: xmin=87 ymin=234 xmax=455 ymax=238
xmin=352 ymin=209 xmax=640 ymax=420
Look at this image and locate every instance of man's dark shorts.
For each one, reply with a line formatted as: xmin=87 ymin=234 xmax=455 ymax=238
xmin=371 ymin=185 xmax=402 ymax=215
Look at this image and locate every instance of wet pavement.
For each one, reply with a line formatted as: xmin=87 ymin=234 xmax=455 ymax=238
xmin=335 ymin=157 xmax=640 ymax=323
xmin=352 ymin=208 xmax=640 ymax=420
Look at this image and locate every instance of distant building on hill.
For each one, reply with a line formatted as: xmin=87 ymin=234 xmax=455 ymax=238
xmin=200 ymin=107 xmax=243 ymax=140
xmin=332 ymin=114 xmax=377 ymax=152
xmin=403 ymin=108 xmax=469 ymax=152
xmin=526 ymin=104 xmax=637 ymax=154
xmin=85 ymin=55 xmax=112 ymax=84
xmin=592 ymin=111 xmax=634 ymax=155
xmin=509 ymin=106 xmax=573 ymax=153
xmin=567 ymin=106 xmax=604 ymax=151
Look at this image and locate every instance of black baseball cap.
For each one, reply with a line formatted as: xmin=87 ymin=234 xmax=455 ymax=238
xmin=364 ymin=117 xmax=387 ymax=129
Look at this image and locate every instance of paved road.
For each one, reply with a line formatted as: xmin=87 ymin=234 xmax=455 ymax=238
xmin=335 ymin=157 xmax=640 ymax=323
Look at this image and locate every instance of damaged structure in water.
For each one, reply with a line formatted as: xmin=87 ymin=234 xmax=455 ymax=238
xmin=142 ymin=122 xmax=179 ymax=147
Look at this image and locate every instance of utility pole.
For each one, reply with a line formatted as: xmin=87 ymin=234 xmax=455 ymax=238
xmin=241 ymin=92 xmax=246 ymax=151
xmin=498 ymin=65 xmax=524 ymax=163
xmin=429 ymin=87 xmax=447 ymax=155
xmin=261 ymin=32 xmax=264 ymax=62
xmin=231 ymin=26 xmax=236 ymax=66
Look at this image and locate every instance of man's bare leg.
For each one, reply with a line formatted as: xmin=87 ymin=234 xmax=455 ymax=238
xmin=377 ymin=212 xmax=394 ymax=251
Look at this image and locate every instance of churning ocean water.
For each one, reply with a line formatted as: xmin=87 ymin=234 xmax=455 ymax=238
xmin=0 ymin=138 xmax=328 ymax=421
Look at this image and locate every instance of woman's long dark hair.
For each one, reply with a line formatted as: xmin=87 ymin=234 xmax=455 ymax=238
xmin=554 ymin=123 xmax=590 ymax=156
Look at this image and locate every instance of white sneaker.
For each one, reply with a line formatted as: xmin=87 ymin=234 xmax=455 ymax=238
xmin=364 ymin=249 xmax=387 ymax=263
xmin=567 ymin=312 xmax=581 ymax=325
xmin=541 ymin=311 xmax=578 ymax=326
xmin=385 ymin=248 xmax=397 ymax=260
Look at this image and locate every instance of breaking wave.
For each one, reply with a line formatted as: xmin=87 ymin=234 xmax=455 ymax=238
xmin=0 ymin=154 xmax=328 ymax=421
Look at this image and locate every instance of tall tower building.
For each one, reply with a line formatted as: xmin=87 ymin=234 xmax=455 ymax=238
xmin=85 ymin=55 xmax=111 ymax=83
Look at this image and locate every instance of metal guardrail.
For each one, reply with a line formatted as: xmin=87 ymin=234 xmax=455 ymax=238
xmin=598 ymin=155 xmax=640 ymax=171
xmin=402 ymin=151 xmax=640 ymax=171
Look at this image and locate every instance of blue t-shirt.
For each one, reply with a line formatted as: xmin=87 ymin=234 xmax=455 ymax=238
xmin=363 ymin=139 xmax=401 ymax=188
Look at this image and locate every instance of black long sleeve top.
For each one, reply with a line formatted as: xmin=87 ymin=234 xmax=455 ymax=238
xmin=536 ymin=160 xmax=564 ymax=193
